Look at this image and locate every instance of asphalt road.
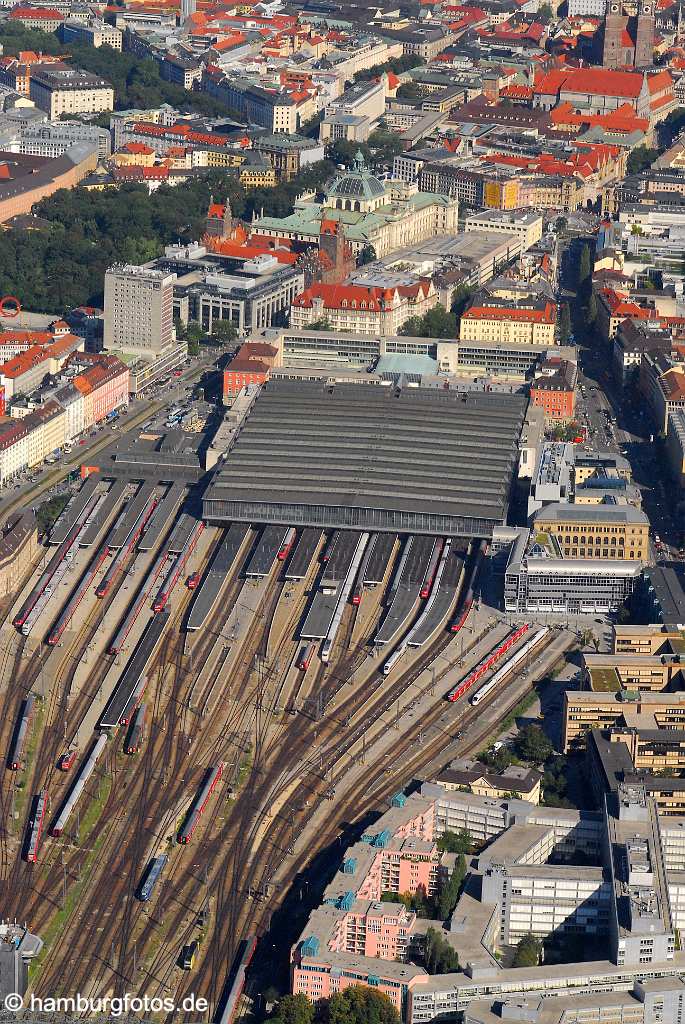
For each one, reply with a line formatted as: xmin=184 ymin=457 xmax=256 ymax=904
xmin=560 ymin=238 xmax=682 ymax=560
xmin=0 ymin=352 xmax=220 ymax=524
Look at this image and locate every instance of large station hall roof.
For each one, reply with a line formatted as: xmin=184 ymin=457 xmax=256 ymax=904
xmin=203 ymin=381 xmax=527 ymax=538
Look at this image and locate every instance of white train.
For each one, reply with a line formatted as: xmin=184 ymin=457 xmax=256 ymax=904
xmin=470 ymin=627 xmax=550 ymax=706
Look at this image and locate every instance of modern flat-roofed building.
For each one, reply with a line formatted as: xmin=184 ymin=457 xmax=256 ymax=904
xmin=103 ymin=264 xmax=175 ymax=356
xmin=563 ymin=689 xmax=685 ymax=751
xmin=504 ymin=526 xmax=641 ymax=614
xmin=464 ymin=209 xmax=544 ymax=251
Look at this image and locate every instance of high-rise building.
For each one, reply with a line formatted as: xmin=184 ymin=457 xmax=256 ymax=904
xmin=103 ymin=265 xmax=175 ymax=355
xmin=180 ymin=0 xmax=196 ymax=22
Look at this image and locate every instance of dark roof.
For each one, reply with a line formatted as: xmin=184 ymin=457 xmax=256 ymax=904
xmin=203 ymin=380 xmax=527 ymax=536
xmin=643 ymin=565 xmax=685 ymax=626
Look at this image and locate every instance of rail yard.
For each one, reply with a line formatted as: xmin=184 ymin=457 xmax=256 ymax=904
xmin=0 ymin=382 xmax=567 ymax=1022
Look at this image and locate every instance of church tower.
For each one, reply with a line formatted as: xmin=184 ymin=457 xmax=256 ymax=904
xmin=634 ymin=0 xmax=655 ymax=66
xmin=602 ymin=0 xmax=626 ymax=67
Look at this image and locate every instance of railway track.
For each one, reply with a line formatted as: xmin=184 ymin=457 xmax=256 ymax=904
xmin=0 ymin=525 xmax=553 ymax=1024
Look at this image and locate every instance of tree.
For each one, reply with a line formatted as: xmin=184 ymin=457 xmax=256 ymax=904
xmin=451 ymin=283 xmax=475 ymax=319
xmin=187 ymin=340 xmax=200 ymax=357
xmin=538 ymin=2 xmax=553 ymax=20
xmin=323 ymin=986 xmax=400 ymax=1024
xmin=437 ymin=853 xmax=467 ymax=919
xmin=353 ymin=53 xmax=423 ymax=82
xmin=399 ymin=304 xmax=457 ymax=339
xmin=627 ymin=145 xmax=659 ymax=175
xmin=436 ymin=829 xmax=472 ymax=854
xmin=308 ymin=318 xmax=332 ymax=331
xmin=327 ymin=139 xmax=372 ymax=167
xmin=357 ymin=244 xmax=377 ymax=266
xmin=554 ymin=216 xmax=568 ymax=235
xmin=270 ymin=994 xmax=315 ymax=1024
xmin=578 ymin=245 xmax=592 ymax=293
xmin=512 ymin=933 xmax=542 ymax=968
xmin=424 ymin=928 xmax=460 ymax=974
xmin=478 ymin=746 xmax=513 ymax=773
xmin=558 ymin=302 xmax=571 ymax=344
xmin=367 ymin=129 xmax=404 ymax=164
xmin=396 ymin=81 xmax=425 ymax=102
xmin=515 ymin=724 xmax=553 ymax=765
xmin=585 ymin=292 xmax=598 ymax=327
xmin=212 ymin=319 xmax=238 ymax=345
xmin=185 ymin=322 xmax=205 ymax=344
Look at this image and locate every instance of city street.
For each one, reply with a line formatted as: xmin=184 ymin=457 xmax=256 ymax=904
xmin=560 ymin=237 xmax=683 ymax=560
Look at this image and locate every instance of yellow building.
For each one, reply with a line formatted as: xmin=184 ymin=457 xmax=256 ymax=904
xmin=533 ymin=503 xmax=650 ymax=560
xmin=613 ymin=624 xmax=685 ymax=655
xmin=584 ymin=652 xmax=684 ymax=693
xmin=459 ymin=300 xmax=557 ymax=347
xmin=113 ymin=142 xmax=155 ymax=167
xmin=483 ymin=177 xmax=520 ymax=210
xmin=239 ymin=163 xmax=277 ymax=188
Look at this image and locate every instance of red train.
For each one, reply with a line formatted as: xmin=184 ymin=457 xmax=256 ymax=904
xmin=351 ymin=585 xmax=362 ymax=606
xmin=216 ymin=935 xmax=257 ymax=1024
xmin=450 ymin=598 xmax=473 ymax=633
xmin=277 ymin=528 xmax=296 ymax=561
xmin=420 ymin=539 xmax=444 ymax=599
xmin=178 ymin=763 xmax=224 ymax=844
xmin=58 ymin=750 xmax=76 ymax=771
xmin=445 ymin=624 xmax=530 ymax=703
xmin=186 ymin=572 xmax=201 ymax=590
xmin=297 ymin=643 xmax=314 ymax=671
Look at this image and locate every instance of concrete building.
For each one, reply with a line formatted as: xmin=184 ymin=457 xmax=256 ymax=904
xmin=252 ymin=134 xmax=324 ymax=182
xmin=18 ymin=120 xmax=110 ymax=159
xmin=292 ymin=778 xmax=685 ymax=1024
xmin=30 ymin=65 xmax=114 ymax=119
xmin=61 ymin=19 xmax=123 ymax=49
xmin=563 ymin=689 xmax=685 ymax=751
xmin=464 ymin=209 xmax=544 ymax=251
xmin=0 ymin=508 xmax=37 ymax=596
xmin=504 ymin=527 xmax=641 ymax=614
xmin=103 ymin=264 xmax=175 ymax=356
xmin=527 ymin=442 xmax=575 ymax=518
xmin=148 ymin=244 xmax=305 ymax=337
xmin=666 ymin=407 xmax=685 ymax=488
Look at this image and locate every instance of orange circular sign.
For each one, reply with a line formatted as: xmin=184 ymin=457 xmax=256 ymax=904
xmin=0 ymin=296 xmax=21 ymax=318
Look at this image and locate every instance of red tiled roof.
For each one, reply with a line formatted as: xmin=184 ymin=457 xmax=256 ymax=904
xmin=535 ymin=66 xmax=646 ymax=98
xmin=9 ymin=6 xmax=63 ymax=17
xmin=463 ymin=302 xmax=556 ymax=324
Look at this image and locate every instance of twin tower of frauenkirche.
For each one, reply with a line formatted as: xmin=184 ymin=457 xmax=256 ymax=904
xmin=600 ymin=0 xmax=656 ymax=67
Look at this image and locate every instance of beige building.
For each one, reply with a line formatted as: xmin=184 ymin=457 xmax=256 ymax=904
xmin=103 ymin=265 xmax=175 ymax=355
xmin=533 ymin=503 xmax=650 ymax=561
xmin=30 ymin=65 xmax=114 ymax=119
xmin=459 ymin=300 xmax=557 ymax=346
xmin=0 ymin=509 xmax=37 ymax=596
xmin=563 ymin=689 xmax=685 ymax=750
xmin=464 ymin=209 xmax=543 ymax=251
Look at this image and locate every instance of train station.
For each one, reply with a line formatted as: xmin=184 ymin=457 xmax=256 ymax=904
xmin=203 ymin=380 xmax=527 ymax=538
